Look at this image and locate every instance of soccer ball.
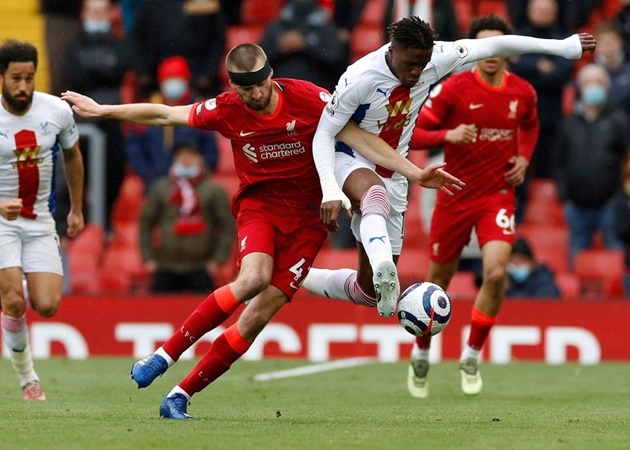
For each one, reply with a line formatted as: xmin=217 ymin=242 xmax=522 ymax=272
xmin=397 ymin=282 xmax=452 ymax=337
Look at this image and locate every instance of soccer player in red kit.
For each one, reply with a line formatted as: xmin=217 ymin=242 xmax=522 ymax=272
xmin=62 ymin=44 xmax=461 ymax=419
xmin=407 ymin=15 xmax=540 ymax=398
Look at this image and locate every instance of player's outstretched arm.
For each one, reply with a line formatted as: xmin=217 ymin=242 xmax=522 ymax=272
xmin=471 ymin=32 xmax=595 ymax=62
xmin=60 ymin=91 xmax=192 ymax=127
xmin=338 ymin=121 xmax=465 ymax=195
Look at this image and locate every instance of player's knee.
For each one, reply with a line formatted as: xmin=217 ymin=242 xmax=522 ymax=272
xmin=483 ymin=267 xmax=508 ymax=292
xmin=34 ymin=303 xmax=59 ymax=318
xmin=0 ymin=290 xmax=26 ymax=316
xmin=235 ymin=270 xmax=271 ymax=298
xmin=360 ymin=185 xmax=390 ymax=218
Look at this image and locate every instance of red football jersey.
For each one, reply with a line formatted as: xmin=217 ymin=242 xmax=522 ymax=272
xmin=189 ymin=79 xmax=330 ymax=229
xmin=419 ymin=69 xmax=538 ymax=208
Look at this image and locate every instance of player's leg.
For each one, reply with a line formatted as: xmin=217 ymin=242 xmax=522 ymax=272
xmin=459 ymin=239 xmax=511 ymax=396
xmin=131 ymin=251 xmax=273 ymax=388
xmin=131 ymin=213 xmax=276 ymax=388
xmin=407 ymin=204 xmax=473 ymax=398
xmin=407 ymin=259 xmax=458 ymax=399
xmin=160 ymin=285 xmax=288 ymax=419
xmin=458 ymin=197 xmax=515 ymax=395
xmin=159 ymin=223 xmax=326 ymax=419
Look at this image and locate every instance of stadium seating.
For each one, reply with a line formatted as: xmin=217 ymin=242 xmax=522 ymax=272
xmin=240 ymin=0 xmax=285 ymax=26
xmin=555 ymin=271 xmax=580 ymax=299
xmin=574 ymin=249 xmax=625 ymax=298
xmin=446 ymin=271 xmax=478 ymax=301
xmin=219 ymin=25 xmax=266 ymax=89
xmin=350 ymin=25 xmax=386 ymax=62
xmin=67 ymin=223 xmax=105 ymax=294
xmin=359 ymin=0 xmax=387 ymax=27
xmin=397 ymin=248 xmax=430 ymax=286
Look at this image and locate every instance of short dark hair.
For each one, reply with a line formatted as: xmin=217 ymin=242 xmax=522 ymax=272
xmin=0 ymin=39 xmax=38 ymax=74
xmin=172 ymin=141 xmax=201 ymax=157
xmin=467 ymin=14 xmax=513 ymax=39
xmin=511 ymin=237 xmax=534 ymax=259
xmin=225 ymin=43 xmax=266 ymax=72
xmin=387 ymin=16 xmax=437 ymax=50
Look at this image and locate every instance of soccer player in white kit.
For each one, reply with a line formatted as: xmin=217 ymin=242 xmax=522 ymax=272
xmin=303 ymin=16 xmax=595 ymax=318
xmin=0 ymin=40 xmax=85 ymax=400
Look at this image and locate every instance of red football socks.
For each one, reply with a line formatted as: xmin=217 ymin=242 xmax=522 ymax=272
xmin=467 ymin=307 xmax=497 ymax=350
xmin=162 ymin=285 xmax=241 ymax=361
xmin=179 ymin=323 xmax=252 ymax=396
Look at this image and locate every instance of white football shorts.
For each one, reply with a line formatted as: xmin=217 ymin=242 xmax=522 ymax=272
xmin=0 ymin=216 xmax=63 ymax=275
xmin=334 ymin=151 xmax=408 ymax=255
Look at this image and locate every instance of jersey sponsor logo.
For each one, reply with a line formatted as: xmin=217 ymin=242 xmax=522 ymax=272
xmin=12 ymin=143 xmax=43 ymax=168
xmin=243 ymin=141 xmax=307 ymax=163
xmin=239 ymin=130 xmax=256 ymax=137
xmin=469 ymin=103 xmax=484 ymax=110
xmin=243 ymin=143 xmax=258 ymax=162
xmin=508 ymin=100 xmax=519 ymax=119
xmin=479 ymin=128 xmax=514 ymax=142
xmin=204 ymin=99 xmax=217 ymax=110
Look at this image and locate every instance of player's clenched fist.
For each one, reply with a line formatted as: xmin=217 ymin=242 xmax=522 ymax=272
xmin=0 ymin=198 xmax=23 ymax=221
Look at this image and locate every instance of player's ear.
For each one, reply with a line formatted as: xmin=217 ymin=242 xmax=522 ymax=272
xmin=228 ymin=79 xmax=236 ymax=90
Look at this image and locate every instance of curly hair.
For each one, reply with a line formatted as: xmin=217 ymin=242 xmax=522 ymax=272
xmin=0 ymin=39 xmax=38 ymax=74
xmin=387 ymin=16 xmax=437 ymax=50
xmin=467 ymin=14 xmax=513 ymax=39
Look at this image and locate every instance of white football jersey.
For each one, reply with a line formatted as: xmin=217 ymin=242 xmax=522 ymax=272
xmin=0 ymin=92 xmax=79 ymax=223
xmin=325 ymin=40 xmax=482 ymax=205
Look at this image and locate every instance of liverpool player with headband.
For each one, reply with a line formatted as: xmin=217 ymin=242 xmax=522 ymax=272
xmin=62 ymin=43 xmax=462 ymax=420
xmin=0 ymin=40 xmax=85 ymax=401
xmin=302 ymin=16 xmax=594 ymax=320
xmin=407 ymin=15 xmax=540 ymax=398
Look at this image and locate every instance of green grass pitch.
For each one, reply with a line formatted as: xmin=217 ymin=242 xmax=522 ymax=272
xmin=0 ymin=358 xmax=628 ymax=450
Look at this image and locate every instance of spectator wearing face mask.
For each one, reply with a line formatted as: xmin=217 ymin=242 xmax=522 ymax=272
xmin=594 ymin=22 xmax=630 ymax=118
xmin=505 ymin=237 xmax=560 ymax=298
xmin=139 ymin=143 xmax=235 ymax=293
xmin=553 ymin=64 xmax=630 ymax=266
xmin=125 ymin=56 xmax=219 ymax=192
xmin=62 ymin=0 xmax=134 ymax=231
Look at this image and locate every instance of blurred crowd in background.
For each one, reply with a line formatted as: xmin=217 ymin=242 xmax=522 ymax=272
xmin=7 ymin=0 xmax=630 ymax=300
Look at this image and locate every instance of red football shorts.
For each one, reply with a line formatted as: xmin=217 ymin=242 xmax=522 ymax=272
xmin=236 ymin=209 xmax=328 ymax=299
xmin=429 ymin=192 xmax=516 ymax=264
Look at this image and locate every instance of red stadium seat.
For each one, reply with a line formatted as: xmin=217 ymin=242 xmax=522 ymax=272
xmin=219 ymin=25 xmax=266 ymax=89
xmin=555 ymin=271 xmax=580 ymax=299
xmin=212 ymin=172 xmax=240 ymax=200
xmin=574 ymin=249 xmax=625 ymax=298
xmin=312 ymin=248 xmax=358 ymax=270
xmin=359 ymin=0 xmax=386 ymax=27
xmin=111 ymin=173 xmax=145 ymax=226
xmin=528 ymin=179 xmax=559 ymax=204
xmin=397 ymin=248 xmax=430 ymax=287
xmin=446 ymin=271 xmax=478 ymax=301
xmin=214 ymin=133 xmax=236 ymax=174
xmin=350 ymin=25 xmax=386 ymax=62
xmin=524 ymin=198 xmax=565 ymax=227
xmin=241 ymin=0 xmax=284 ymax=26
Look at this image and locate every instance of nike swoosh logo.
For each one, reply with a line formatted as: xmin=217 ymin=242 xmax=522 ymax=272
xmin=469 ymin=103 xmax=484 ymax=110
xmin=239 ymin=130 xmax=256 ymax=137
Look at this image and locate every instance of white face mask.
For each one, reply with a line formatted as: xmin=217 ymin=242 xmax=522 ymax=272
xmin=161 ymin=78 xmax=188 ymax=101
xmin=83 ymin=20 xmax=111 ymax=34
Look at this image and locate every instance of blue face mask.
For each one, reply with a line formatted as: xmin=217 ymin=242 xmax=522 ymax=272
xmin=161 ymin=78 xmax=188 ymax=101
xmin=83 ymin=20 xmax=111 ymax=34
xmin=172 ymin=164 xmax=201 ymax=179
xmin=507 ymin=264 xmax=531 ymax=283
xmin=581 ymin=84 xmax=607 ymax=106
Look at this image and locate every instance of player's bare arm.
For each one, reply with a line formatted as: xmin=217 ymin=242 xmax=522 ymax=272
xmin=60 ymin=91 xmax=192 ymax=127
xmin=62 ymin=141 xmax=85 ymax=237
xmin=504 ymin=155 xmax=529 ymax=186
xmin=338 ymin=121 xmax=465 ymax=195
xmin=0 ymin=198 xmax=23 ymax=221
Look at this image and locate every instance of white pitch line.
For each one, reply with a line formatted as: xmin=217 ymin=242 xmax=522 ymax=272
xmin=253 ymin=357 xmax=375 ymax=382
